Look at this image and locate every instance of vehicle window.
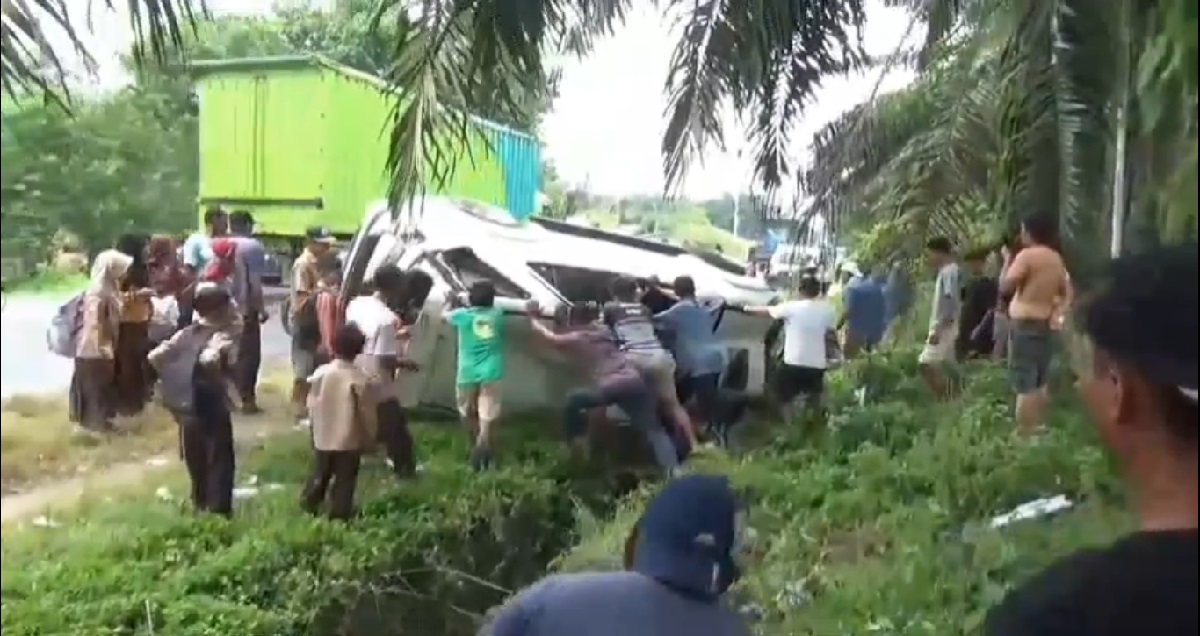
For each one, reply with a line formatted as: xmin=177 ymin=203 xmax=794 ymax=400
xmin=529 ymin=262 xmax=622 ymax=303
xmin=440 ymin=247 xmax=530 ymax=299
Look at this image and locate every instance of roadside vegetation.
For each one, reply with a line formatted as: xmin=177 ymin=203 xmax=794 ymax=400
xmin=1 ymin=347 xmax=1122 ymax=636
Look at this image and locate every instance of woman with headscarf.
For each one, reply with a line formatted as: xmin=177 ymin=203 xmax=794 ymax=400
xmin=69 ymin=249 xmax=134 ymax=432
xmin=113 ymin=233 xmax=156 ymax=415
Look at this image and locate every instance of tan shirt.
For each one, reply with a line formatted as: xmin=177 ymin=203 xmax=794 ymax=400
xmin=290 ymin=251 xmax=320 ymax=318
xmin=307 ymin=360 xmax=378 ymax=452
xmin=76 ymin=291 xmax=121 ymax=359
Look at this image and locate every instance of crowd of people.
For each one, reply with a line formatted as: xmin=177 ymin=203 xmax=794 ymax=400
xmin=55 ymin=207 xmax=1194 ymax=635
xmin=482 ymin=240 xmax=1197 ymax=636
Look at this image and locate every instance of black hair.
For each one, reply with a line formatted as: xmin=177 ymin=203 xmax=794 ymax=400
xmin=1078 ymin=244 xmax=1198 ymax=442
xmin=925 ymin=237 xmax=953 ymax=254
xmin=229 ymin=210 xmax=254 ymax=231
xmin=372 ymin=264 xmax=406 ymax=295
xmin=1021 ymin=213 xmax=1060 ymax=249
xmin=963 ymin=246 xmax=991 ymax=263
xmin=401 ymin=269 xmax=434 ymax=307
xmin=192 ymin=285 xmax=231 ymax=316
xmin=332 ymin=324 xmax=367 ymax=361
xmin=611 ymin=276 xmax=638 ymax=301
xmin=673 ymin=275 xmax=696 ymax=298
xmin=115 ymin=233 xmax=150 ymax=289
xmin=797 ymin=276 xmax=821 ymax=298
xmin=203 ymin=206 xmax=226 ymax=226
xmin=468 ymin=280 xmax=496 ymax=308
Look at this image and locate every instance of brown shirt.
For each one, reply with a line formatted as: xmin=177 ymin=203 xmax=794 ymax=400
xmin=290 ymin=250 xmax=320 ymax=317
xmin=307 ymin=360 xmax=378 ymax=452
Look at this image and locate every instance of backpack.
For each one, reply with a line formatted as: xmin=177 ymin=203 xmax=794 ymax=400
xmin=46 ymin=293 xmax=84 ymax=358
xmin=291 ymin=293 xmax=322 ymax=349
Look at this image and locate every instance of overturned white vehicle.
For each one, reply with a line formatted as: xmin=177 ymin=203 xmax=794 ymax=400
xmin=339 ymin=197 xmax=781 ymax=414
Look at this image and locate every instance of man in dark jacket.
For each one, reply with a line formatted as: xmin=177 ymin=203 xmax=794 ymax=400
xmin=482 ymin=475 xmax=752 ymax=636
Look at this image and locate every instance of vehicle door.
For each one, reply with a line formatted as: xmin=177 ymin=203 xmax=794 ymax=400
xmin=391 ymin=250 xmax=460 ymax=411
xmin=340 ymin=203 xmax=397 ymax=302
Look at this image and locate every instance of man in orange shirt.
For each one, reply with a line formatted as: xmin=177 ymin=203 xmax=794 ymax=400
xmin=1000 ymin=213 xmax=1073 ymax=435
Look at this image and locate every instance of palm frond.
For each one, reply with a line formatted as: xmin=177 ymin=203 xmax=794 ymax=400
xmin=1 ymin=0 xmax=204 ymax=109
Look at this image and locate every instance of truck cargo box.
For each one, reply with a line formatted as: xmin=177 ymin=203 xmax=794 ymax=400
xmin=191 ymin=54 xmax=541 ymax=242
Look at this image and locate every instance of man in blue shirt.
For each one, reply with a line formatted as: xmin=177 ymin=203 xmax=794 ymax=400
xmin=182 ymin=206 xmax=228 ymax=275
xmin=839 ymin=264 xmax=887 ymax=358
xmin=482 ymin=475 xmax=752 ymax=636
xmin=228 ymin=210 xmax=268 ymax=413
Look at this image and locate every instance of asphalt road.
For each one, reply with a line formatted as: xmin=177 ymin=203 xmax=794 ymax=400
xmin=1 ymin=288 xmax=292 ymax=399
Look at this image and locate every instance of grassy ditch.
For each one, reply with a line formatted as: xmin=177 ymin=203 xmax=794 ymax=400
xmin=0 ymin=419 xmax=631 ymax=636
xmin=2 ymin=347 xmax=1125 ymax=636
xmin=557 ymin=349 xmax=1127 ymax=634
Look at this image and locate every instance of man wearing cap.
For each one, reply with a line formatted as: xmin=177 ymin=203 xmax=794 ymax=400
xmin=986 ymin=245 xmax=1197 ymax=636
xmin=289 ymin=226 xmax=337 ymax=422
xmin=482 ymin=475 xmax=752 ymax=636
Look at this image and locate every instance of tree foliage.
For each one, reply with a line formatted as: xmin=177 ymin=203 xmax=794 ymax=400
xmin=1 ymin=3 xmax=559 ymax=279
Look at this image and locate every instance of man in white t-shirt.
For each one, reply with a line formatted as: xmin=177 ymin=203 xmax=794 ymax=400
xmin=344 ymin=264 xmax=417 ymax=480
xmin=919 ymin=237 xmax=962 ymax=398
xmin=743 ymin=276 xmax=837 ymax=419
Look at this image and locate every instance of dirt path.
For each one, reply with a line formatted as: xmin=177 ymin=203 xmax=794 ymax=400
xmin=1 ymin=418 xmax=294 ymax=525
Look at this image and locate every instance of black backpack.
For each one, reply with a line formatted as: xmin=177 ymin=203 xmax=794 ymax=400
xmin=291 ymin=294 xmax=322 ymax=349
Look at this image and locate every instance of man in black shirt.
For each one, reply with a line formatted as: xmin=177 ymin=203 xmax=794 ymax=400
xmin=957 ymin=248 xmax=999 ymax=359
xmin=986 ymin=244 xmax=1198 ymax=636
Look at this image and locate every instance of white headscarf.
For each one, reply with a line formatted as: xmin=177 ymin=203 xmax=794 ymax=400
xmin=88 ymin=249 xmax=134 ymax=294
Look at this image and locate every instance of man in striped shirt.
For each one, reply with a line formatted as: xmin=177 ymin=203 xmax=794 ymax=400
xmin=604 ymin=276 xmax=699 ymax=449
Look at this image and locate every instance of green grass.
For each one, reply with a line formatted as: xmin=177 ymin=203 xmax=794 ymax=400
xmin=4 ymin=271 xmax=88 ymax=296
xmin=0 ymin=345 xmax=1124 ymax=636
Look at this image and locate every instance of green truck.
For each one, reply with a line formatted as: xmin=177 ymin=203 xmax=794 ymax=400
xmin=191 ymin=54 xmax=542 ymax=281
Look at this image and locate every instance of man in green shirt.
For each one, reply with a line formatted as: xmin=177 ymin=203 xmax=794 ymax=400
xmin=445 ymin=280 xmax=505 ymax=470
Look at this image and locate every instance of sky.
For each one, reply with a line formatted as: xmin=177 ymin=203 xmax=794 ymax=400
xmin=49 ymin=0 xmax=917 ymax=201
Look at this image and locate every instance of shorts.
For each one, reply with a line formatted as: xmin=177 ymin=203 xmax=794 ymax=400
xmin=1009 ymin=318 xmax=1053 ymax=393
xmin=291 ymin=340 xmax=325 ymax=381
xmin=775 ymin=364 xmax=826 ymax=404
xmin=456 ymin=382 xmax=502 ymax=423
xmin=625 ymin=349 xmax=678 ymax=402
xmin=918 ymin=324 xmax=959 ymax=365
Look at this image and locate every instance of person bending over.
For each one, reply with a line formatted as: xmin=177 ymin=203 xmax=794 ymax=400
xmin=605 ymin=276 xmax=699 ymax=449
xmin=986 ymin=244 xmax=1196 ymax=636
xmin=653 ymin=276 xmax=730 ymax=446
xmin=302 ymin=324 xmax=377 ymax=520
xmin=527 ymin=300 xmax=679 ymax=474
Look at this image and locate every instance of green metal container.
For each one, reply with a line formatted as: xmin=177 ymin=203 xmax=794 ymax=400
xmin=191 ymin=54 xmax=539 ymax=244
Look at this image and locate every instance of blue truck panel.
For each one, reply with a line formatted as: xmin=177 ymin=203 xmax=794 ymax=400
xmin=482 ymin=125 xmax=541 ymax=221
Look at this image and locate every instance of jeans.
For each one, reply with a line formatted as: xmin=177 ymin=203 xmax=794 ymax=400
xmin=563 ymin=375 xmax=679 ymax=471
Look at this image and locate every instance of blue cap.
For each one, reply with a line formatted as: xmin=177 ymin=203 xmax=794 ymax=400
xmin=630 ymin=475 xmax=741 ymax=601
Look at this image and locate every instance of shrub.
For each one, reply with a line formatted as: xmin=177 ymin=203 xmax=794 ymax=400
xmin=1 ymin=422 xmax=621 ymax=636
xmin=557 ymin=348 xmax=1126 ymax=635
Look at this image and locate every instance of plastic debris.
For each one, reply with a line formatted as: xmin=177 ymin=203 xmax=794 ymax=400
xmin=989 ymin=495 xmax=1074 ymax=529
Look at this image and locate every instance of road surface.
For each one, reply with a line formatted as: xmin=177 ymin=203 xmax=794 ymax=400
xmin=1 ymin=289 xmax=291 ymax=399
